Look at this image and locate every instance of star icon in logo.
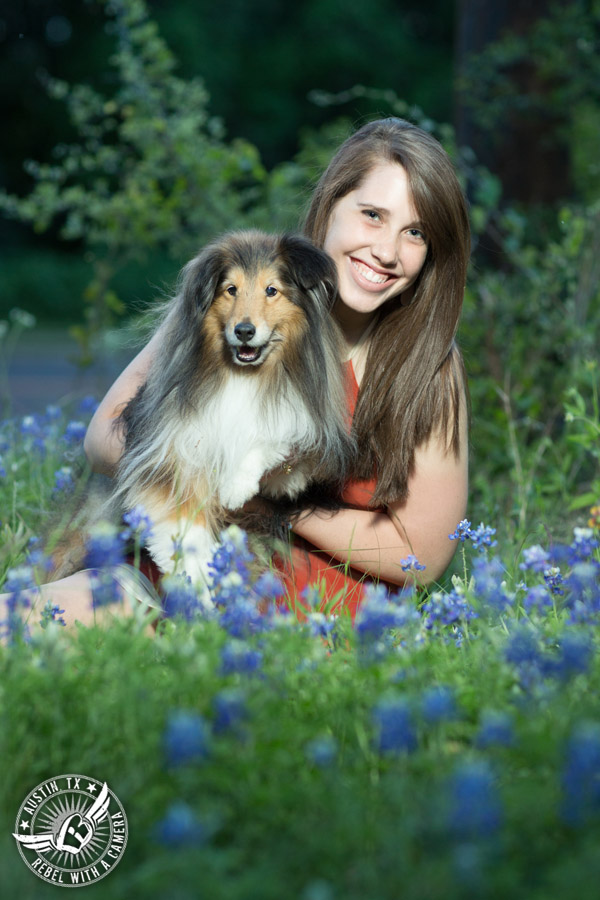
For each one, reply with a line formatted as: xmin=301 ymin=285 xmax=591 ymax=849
xmin=86 ymin=783 xmax=97 ymax=794
xmin=19 ymin=820 xmax=30 ymax=831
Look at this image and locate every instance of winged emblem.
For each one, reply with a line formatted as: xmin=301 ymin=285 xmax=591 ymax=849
xmin=13 ymin=782 xmax=110 ymax=857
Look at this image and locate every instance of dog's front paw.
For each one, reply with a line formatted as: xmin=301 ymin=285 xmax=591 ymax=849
xmin=262 ymin=466 xmax=309 ymax=500
xmin=219 ymin=478 xmax=260 ymax=511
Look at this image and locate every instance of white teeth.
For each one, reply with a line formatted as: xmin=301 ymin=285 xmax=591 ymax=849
xmin=351 ymin=259 xmax=389 ymax=284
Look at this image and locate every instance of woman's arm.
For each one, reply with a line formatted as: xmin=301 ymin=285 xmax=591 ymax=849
xmin=83 ymin=326 xmax=165 ymax=476
xmin=291 ymin=408 xmax=469 ymax=586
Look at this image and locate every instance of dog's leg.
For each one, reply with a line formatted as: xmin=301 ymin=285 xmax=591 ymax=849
xmin=218 ymin=446 xmax=274 ymax=510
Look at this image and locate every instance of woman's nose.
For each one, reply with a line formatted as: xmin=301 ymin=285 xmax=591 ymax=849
xmin=371 ymin=238 xmax=398 ymax=266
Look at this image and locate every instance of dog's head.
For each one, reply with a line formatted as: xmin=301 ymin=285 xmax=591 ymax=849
xmin=179 ymin=230 xmax=337 ymax=367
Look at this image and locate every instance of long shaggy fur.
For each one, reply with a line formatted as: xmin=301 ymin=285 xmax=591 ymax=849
xmin=52 ymin=230 xmax=355 ymax=603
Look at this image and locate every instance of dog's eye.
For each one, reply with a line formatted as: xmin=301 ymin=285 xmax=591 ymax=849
xmin=226 ymin=285 xmax=237 ymax=297
xmin=265 ymin=286 xmax=278 ymax=297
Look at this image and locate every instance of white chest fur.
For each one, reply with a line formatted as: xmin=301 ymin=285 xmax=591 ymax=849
xmin=170 ymin=373 xmax=317 ymax=509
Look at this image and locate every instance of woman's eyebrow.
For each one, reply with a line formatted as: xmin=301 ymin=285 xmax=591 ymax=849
xmin=357 ymin=201 xmax=390 ymax=214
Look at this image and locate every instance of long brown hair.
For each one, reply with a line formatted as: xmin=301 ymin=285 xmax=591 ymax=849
xmin=304 ymin=117 xmax=471 ymax=505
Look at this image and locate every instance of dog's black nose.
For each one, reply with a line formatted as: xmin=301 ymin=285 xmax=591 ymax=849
xmin=234 ymin=322 xmax=256 ymax=343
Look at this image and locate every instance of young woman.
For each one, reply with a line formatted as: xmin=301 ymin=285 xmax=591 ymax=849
xmin=3 ymin=117 xmax=470 ymax=629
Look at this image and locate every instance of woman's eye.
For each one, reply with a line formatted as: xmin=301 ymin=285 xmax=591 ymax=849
xmin=226 ymin=285 xmax=237 ymax=296
xmin=265 ymin=286 xmax=278 ymax=297
xmin=407 ymin=228 xmax=426 ymax=241
xmin=362 ymin=209 xmax=381 ymax=222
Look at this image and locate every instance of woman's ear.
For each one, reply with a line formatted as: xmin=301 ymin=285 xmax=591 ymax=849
xmin=278 ymin=233 xmax=338 ymax=307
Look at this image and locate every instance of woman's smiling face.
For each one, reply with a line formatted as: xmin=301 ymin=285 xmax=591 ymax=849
xmin=323 ymin=162 xmax=428 ymax=328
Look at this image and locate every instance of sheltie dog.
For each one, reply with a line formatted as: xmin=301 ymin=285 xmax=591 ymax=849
xmin=52 ymin=230 xmax=355 ymax=604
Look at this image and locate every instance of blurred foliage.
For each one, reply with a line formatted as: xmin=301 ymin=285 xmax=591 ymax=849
xmin=459 ymin=0 xmax=600 ymax=204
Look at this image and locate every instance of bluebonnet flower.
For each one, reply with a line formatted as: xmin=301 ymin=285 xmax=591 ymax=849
xmin=121 ymin=505 xmax=154 ymax=544
xmin=564 ymin=562 xmax=600 ymax=623
xmin=561 ymin=722 xmax=600 ymax=826
xmin=162 ymin=574 xmax=203 ymax=621
xmin=213 ymin=688 xmax=247 ymax=734
xmin=45 ymin=404 xmax=62 ymax=421
xmin=219 ymin=593 xmax=267 ymax=637
xmin=40 ymin=599 xmax=66 ymax=628
xmin=519 ymin=544 xmax=551 ymax=573
xmin=422 ymin=589 xmax=478 ymax=632
xmin=305 ymin=735 xmax=338 ymax=767
xmin=421 ymin=685 xmax=458 ymax=724
xmin=356 ymin=585 xmax=401 ymax=646
xmin=547 ymin=631 xmax=594 ymax=681
xmin=53 ymin=466 xmax=74 ymax=494
xmin=209 ymin=525 xmax=254 ymax=584
xmin=468 ymin=523 xmax=497 ymax=553
xmin=153 ymin=801 xmax=208 ymax=847
xmin=570 ymin=527 xmax=599 ymax=561
xmin=504 ymin=624 xmax=542 ymax=668
xmin=302 ymin=585 xmax=324 ymax=610
xmin=252 ymin=570 xmax=285 ymax=604
xmin=372 ymin=696 xmax=417 ymax=754
xmin=523 ymin=584 xmax=553 ymax=614
xmin=164 ymin=710 xmax=210 ymax=767
xmin=220 ymin=640 xmax=263 ymax=676
xmin=475 ymin=711 xmax=515 ymax=749
xmin=84 ymin=522 xmax=125 ymax=569
xmin=449 ymin=519 xmax=473 ymax=542
xmin=544 ymin=566 xmax=565 ymax=596
xmin=306 ymin=611 xmax=338 ymax=641
xmin=0 ymin=566 xmax=34 ymax=643
xmin=400 ymin=554 xmax=426 ymax=572
xmin=90 ymin=571 xmax=122 ymax=608
xmin=63 ymin=420 xmax=87 ymax=445
xmin=0 ymin=455 xmax=5 ymax=478
xmin=20 ymin=414 xmax=41 ymax=437
xmin=77 ymin=395 xmax=99 ymax=416
xmin=447 ymin=760 xmax=502 ymax=837
xmin=472 ymin=556 xmax=512 ymax=613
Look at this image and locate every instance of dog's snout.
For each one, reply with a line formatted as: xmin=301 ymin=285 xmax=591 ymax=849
xmin=234 ymin=322 xmax=256 ymax=343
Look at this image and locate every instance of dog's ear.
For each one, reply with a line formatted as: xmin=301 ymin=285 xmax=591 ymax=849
xmin=278 ymin=233 xmax=337 ymax=307
xmin=179 ymin=240 xmax=227 ymax=318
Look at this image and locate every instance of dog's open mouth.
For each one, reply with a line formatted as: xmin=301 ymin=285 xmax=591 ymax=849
xmin=235 ymin=345 xmax=264 ymax=364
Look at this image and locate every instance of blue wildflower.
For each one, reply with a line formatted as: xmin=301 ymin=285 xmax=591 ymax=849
xmin=77 ymin=395 xmax=99 ymax=416
xmin=519 ymin=544 xmax=551 ymax=573
xmin=475 ymin=711 xmax=515 ymax=749
xmin=421 ymin=685 xmax=458 ymax=723
xmin=90 ymin=571 xmax=122 ymax=608
xmin=447 ymin=760 xmax=502 ymax=837
xmin=53 ymin=466 xmax=74 ymax=494
xmin=504 ymin=624 xmax=542 ymax=668
xmin=0 ymin=566 xmax=34 ymax=643
xmin=449 ymin=519 xmax=473 ymax=542
xmin=161 ymin=574 xmax=203 ymax=621
xmin=63 ymin=420 xmax=87 ymax=445
xmin=252 ymin=570 xmax=285 ymax=603
xmin=472 ymin=556 xmax=512 ymax=613
xmin=219 ymin=593 xmax=267 ymax=637
xmin=372 ymin=696 xmax=417 ymax=754
xmin=40 ymin=599 xmax=67 ymax=629
xmin=305 ymin=735 xmax=338 ymax=767
xmin=468 ymin=523 xmax=498 ymax=553
xmin=153 ymin=801 xmax=208 ymax=847
xmin=400 ymin=554 xmax=426 ymax=572
xmin=220 ymin=640 xmax=263 ymax=676
xmin=561 ymin=722 xmax=600 ymax=826
xmin=0 ymin=456 xmax=5 ymax=478
xmin=422 ymin=589 xmax=478 ymax=630
xmin=164 ymin=710 xmax=210 ymax=767
xmin=121 ymin=505 xmax=154 ymax=544
xmin=523 ymin=584 xmax=553 ymax=614
xmin=548 ymin=631 xmax=594 ymax=681
xmin=45 ymin=404 xmax=62 ymax=421
xmin=213 ymin=688 xmax=247 ymax=734
xmin=544 ymin=566 xmax=565 ymax=596
xmin=84 ymin=523 xmax=125 ymax=569
xmin=571 ymin=527 xmax=599 ymax=561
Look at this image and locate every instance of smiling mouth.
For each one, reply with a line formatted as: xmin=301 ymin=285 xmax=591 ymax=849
xmin=233 ymin=344 xmax=264 ymax=364
xmin=350 ymin=258 xmax=396 ymax=285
